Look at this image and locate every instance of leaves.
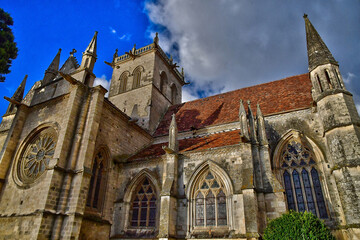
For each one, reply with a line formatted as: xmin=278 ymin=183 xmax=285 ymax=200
xmin=0 ymin=8 xmax=18 ymax=82
xmin=263 ymin=211 xmax=335 ymax=240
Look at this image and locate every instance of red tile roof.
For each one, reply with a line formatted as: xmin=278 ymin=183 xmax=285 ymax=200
xmin=129 ymin=130 xmax=242 ymax=161
xmin=154 ymin=73 xmax=312 ymax=136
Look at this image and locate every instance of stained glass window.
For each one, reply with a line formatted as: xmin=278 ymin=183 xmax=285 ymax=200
xmin=194 ymin=170 xmax=227 ymax=227
xmin=280 ymin=140 xmax=329 ymax=219
xmin=86 ymin=149 xmax=107 ymax=211
xmin=130 ymin=177 xmax=157 ymax=227
xmin=195 ymin=192 xmax=204 ymax=226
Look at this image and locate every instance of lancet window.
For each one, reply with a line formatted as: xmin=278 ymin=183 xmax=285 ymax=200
xmin=132 ymin=68 xmax=141 ymax=89
xmin=130 ymin=177 xmax=157 ymax=227
xmin=86 ymin=149 xmax=108 ymax=211
xmin=194 ymin=170 xmax=227 ymax=227
xmin=119 ymin=72 xmax=128 ymax=93
xmin=280 ymin=140 xmax=328 ymax=219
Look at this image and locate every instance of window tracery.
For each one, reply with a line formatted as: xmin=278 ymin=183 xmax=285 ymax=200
xmin=280 ymin=140 xmax=328 ymax=219
xmin=16 ymin=127 xmax=57 ymax=185
xmin=130 ymin=177 xmax=157 ymax=227
xmin=193 ymin=170 xmax=227 ymax=227
xmin=86 ymin=149 xmax=108 ymax=211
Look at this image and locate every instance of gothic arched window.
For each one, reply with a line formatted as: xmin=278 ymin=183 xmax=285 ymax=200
xmin=132 ymin=69 xmax=141 ymax=89
xmin=130 ymin=177 xmax=157 ymax=227
xmin=119 ymin=72 xmax=128 ymax=93
xmin=171 ymin=84 xmax=177 ymax=104
xmin=193 ymin=170 xmax=227 ymax=227
xmin=280 ymin=140 xmax=328 ymax=219
xmin=86 ymin=149 xmax=108 ymax=211
xmin=160 ymin=72 xmax=167 ymax=93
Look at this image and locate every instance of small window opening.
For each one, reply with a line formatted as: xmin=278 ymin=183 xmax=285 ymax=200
xmin=324 ymin=70 xmax=333 ymax=89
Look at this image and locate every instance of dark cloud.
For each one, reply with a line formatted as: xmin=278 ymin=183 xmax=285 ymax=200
xmin=145 ymin=0 xmax=360 ymax=108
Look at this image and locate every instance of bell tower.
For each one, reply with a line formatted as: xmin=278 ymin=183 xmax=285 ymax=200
xmin=305 ymin=14 xmax=360 ymax=233
xmin=108 ymin=33 xmax=186 ymax=133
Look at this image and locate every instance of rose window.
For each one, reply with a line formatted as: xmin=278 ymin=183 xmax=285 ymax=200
xmin=16 ymin=129 xmax=56 ymax=185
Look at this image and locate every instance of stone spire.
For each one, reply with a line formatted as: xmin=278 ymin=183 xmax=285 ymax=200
xmin=80 ymin=31 xmax=98 ymax=71
xmin=239 ymin=99 xmax=249 ymax=140
xmin=304 ymin=14 xmax=337 ymax=71
xmin=84 ymin=31 xmax=98 ymax=58
xmin=256 ymin=103 xmax=268 ymax=146
xmin=247 ymin=100 xmax=257 ymax=144
xmin=168 ymin=114 xmax=178 ymax=152
xmin=43 ymin=48 xmax=61 ymax=84
xmin=5 ymin=75 xmax=27 ymax=114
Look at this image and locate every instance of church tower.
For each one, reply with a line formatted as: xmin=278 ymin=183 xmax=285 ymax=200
xmin=305 ymin=15 xmax=360 ymax=231
xmin=108 ymin=33 xmax=186 ymax=133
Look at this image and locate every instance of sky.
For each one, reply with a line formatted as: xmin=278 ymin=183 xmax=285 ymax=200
xmin=1 ymin=0 xmax=359 ymax=117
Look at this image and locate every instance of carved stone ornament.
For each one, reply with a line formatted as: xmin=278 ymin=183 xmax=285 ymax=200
xmin=15 ymin=128 xmax=57 ymax=185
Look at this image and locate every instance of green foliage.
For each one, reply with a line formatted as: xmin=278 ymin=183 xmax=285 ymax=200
xmin=0 ymin=8 xmax=18 ymax=82
xmin=263 ymin=211 xmax=335 ymax=240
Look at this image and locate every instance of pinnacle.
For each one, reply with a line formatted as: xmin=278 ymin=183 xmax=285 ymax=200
xmin=304 ymin=15 xmax=337 ymax=71
xmin=84 ymin=31 xmax=98 ymax=57
xmin=12 ymin=75 xmax=27 ymax=102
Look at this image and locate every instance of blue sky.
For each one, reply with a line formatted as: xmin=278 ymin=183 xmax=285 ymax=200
xmin=1 ymin=0 xmax=360 ymax=116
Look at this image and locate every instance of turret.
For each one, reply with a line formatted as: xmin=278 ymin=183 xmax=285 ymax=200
xmin=304 ymin=14 xmax=346 ymax=100
xmin=304 ymin=15 xmax=360 ymax=233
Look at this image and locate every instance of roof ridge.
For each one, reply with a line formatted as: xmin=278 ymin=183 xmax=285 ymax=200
xmin=180 ymin=73 xmax=309 ymax=105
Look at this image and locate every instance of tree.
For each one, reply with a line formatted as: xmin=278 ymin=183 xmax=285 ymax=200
xmin=0 ymin=8 xmax=18 ymax=82
xmin=263 ymin=211 xmax=335 ymax=240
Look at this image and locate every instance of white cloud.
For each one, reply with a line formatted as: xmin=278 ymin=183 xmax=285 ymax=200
xmin=343 ymin=72 xmax=355 ymax=84
xmin=94 ymin=74 xmax=110 ymax=97
xmin=119 ymin=34 xmax=132 ymax=41
xmin=110 ymin=26 xmax=131 ymax=41
xmin=109 ymin=27 xmax=117 ymax=34
xmin=182 ymin=88 xmax=198 ymax=102
xmin=144 ymin=0 xmax=360 ymax=100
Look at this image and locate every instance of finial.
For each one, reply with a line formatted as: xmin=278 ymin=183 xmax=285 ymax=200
xmin=181 ymin=67 xmax=184 ymax=77
xmin=303 ymin=13 xmax=308 ymax=19
xmin=132 ymin=44 xmax=136 ymax=54
xmin=113 ymin=48 xmax=118 ymax=62
xmin=170 ymin=55 xmax=173 ymax=64
xmin=247 ymin=100 xmax=251 ymax=105
xmin=153 ymin=32 xmax=159 ymax=45
xmin=70 ymin=49 xmax=77 ymax=57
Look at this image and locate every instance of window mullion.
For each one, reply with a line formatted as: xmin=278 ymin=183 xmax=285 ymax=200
xmin=289 ymin=169 xmax=298 ymax=212
xmin=309 ymin=168 xmax=320 ymax=217
xmin=203 ymin=195 xmax=206 ymax=227
xmin=299 ymin=168 xmax=308 ymax=212
xmin=91 ymin=164 xmax=100 ymax=207
xmin=215 ymin=192 xmax=218 ymax=227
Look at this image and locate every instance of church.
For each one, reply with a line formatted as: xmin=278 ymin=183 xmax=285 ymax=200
xmin=0 ymin=15 xmax=359 ymax=240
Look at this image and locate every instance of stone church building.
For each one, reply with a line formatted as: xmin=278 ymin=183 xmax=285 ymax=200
xmin=0 ymin=15 xmax=359 ymax=240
